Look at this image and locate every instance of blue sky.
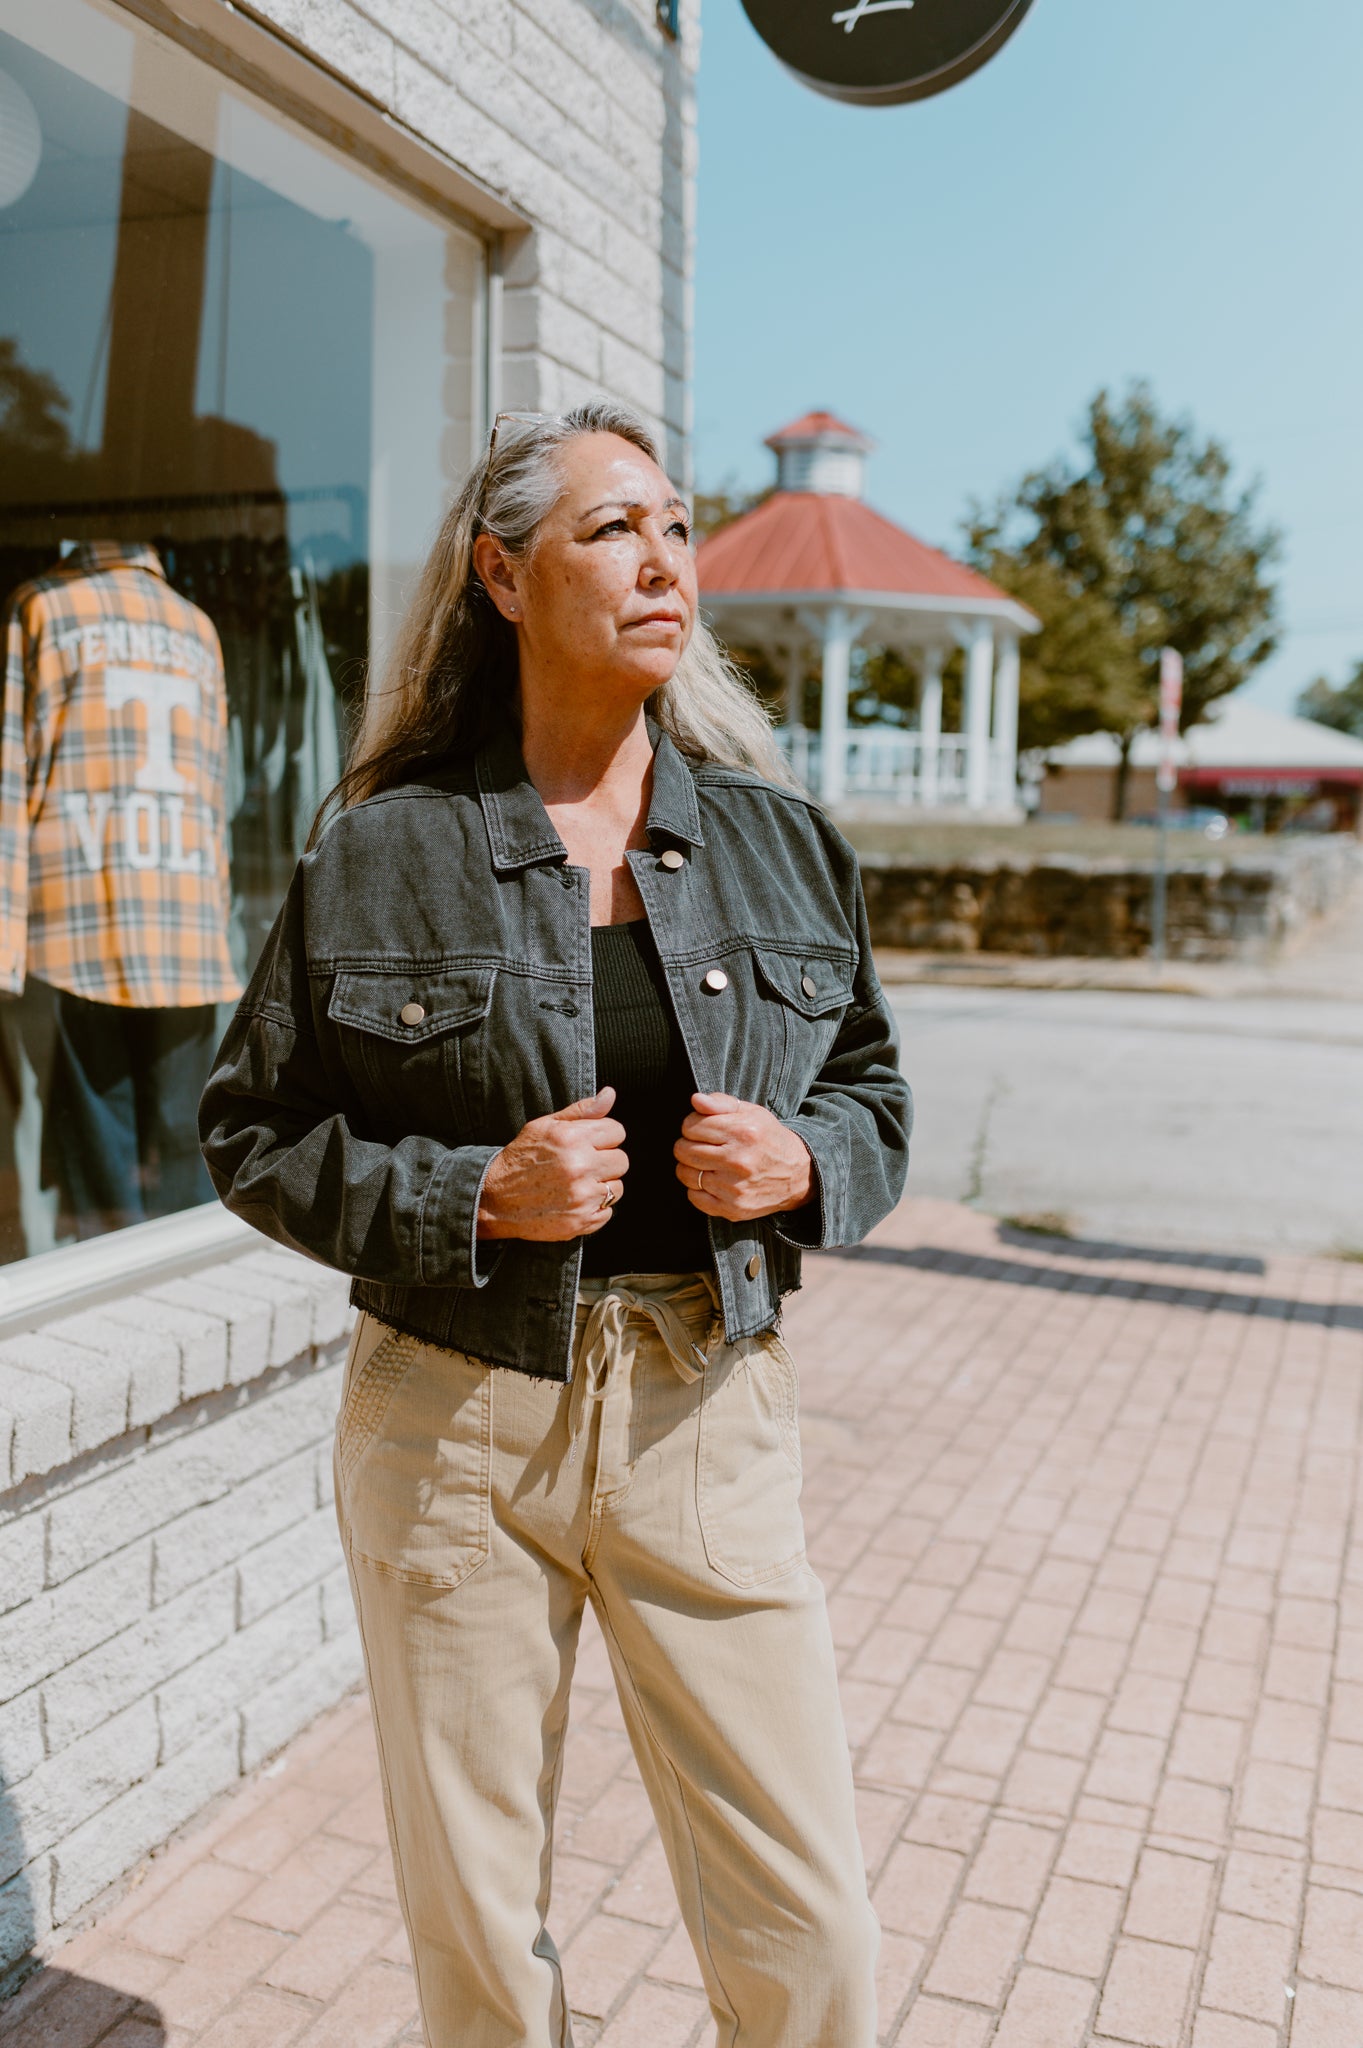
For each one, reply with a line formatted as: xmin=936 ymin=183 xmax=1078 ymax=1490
xmin=693 ymin=0 xmax=1363 ymax=713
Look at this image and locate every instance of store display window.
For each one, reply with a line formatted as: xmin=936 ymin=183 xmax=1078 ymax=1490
xmin=0 ymin=0 xmax=487 ymax=1262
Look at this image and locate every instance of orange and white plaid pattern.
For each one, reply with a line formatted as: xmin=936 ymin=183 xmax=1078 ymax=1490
xmin=0 ymin=541 xmax=242 ymax=1008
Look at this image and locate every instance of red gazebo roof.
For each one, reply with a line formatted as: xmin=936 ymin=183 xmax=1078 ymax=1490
xmin=696 ymin=490 xmax=1016 ymax=608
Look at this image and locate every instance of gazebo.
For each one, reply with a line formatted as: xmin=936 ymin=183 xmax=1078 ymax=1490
xmin=696 ymin=411 xmax=1039 ymax=810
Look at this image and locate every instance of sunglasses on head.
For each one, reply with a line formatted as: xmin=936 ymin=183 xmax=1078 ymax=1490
xmin=486 ymin=410 xmax=551 ymax=457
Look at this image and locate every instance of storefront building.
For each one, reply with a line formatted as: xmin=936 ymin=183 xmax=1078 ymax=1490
xmin=1041 ymin=699 xmax=1363 ymax=833
xmin=0 ymin=0 xmax=695 ymax=1978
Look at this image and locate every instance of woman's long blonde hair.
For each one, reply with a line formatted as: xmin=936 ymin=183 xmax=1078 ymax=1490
xmin=316 ymin=399 xmax=790 ymax=836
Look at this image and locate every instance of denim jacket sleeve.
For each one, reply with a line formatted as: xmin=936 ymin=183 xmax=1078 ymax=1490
xmin=775 ymin=840 xmax=911 ymax=1252
xmin=198 ymin=859 xmax=502 ymax=1291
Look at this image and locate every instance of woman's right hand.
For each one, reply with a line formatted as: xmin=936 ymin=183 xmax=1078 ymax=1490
xmin=476 ymin=1088 xmax=628 ymax=1241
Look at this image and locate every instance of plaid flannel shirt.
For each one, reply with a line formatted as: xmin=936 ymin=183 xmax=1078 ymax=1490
xmin=0 ymin=541 xmax=242 ymax=1008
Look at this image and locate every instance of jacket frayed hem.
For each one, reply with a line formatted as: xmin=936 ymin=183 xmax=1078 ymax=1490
xmin=349 ymin=1295 xmax=571 ymax=1383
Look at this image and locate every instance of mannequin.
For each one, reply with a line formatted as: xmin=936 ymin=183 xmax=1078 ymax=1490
xmin=0 ymin=539 xmax=241 ymax=1237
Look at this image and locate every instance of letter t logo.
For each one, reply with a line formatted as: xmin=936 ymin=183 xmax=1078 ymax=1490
xmin=104 ymin=668 xmax=199 ymax=794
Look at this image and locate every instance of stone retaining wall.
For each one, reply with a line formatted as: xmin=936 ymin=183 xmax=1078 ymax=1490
xmin=0 ymin=1245 xmax=356 ymax=1983
xmin=859 ymin=835 xmax=1363 ymax=961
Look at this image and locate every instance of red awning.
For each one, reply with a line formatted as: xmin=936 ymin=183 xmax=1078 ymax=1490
xmin=1182 ymin=766 xmax=1363 ymax=789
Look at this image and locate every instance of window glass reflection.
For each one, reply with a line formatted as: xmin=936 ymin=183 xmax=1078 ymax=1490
xmin=0 ymin=0 xmax=485 ymax=1261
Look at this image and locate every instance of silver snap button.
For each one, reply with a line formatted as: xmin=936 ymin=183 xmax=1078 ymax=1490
xmin=746 ymin=1254 xmax=761 ymax=1280
xmin=703 ymin=968 xmax=729 ymax=992
xmin=400 ymin=1001 xmax=426 ymax=1026
xmin=801 ymin=974 xmax=817 ymax=998
xmin=660 ymin=849 xmax=685 ymax=871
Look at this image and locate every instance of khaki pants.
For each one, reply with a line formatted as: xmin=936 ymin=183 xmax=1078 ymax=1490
xmin=335 ymin=1273 xmax=878 ymax=2048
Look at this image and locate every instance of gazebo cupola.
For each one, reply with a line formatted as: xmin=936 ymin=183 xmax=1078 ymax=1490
xmin=697 ymin=409 xmax=1039 ymax=812
xmin=765 ymin=410 xmax=874 ymax=499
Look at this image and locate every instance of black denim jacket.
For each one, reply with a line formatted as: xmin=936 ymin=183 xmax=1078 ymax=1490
xmin=199 ymin=723 xmax=911 ymax=1380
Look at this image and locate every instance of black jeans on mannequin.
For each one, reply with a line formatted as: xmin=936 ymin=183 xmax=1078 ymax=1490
xmin=45 ymin=986 xmax=217 ymax=1238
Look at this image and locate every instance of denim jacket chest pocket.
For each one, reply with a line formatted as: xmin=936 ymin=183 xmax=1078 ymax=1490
xmin=750 ymin=948 xmax=856 ymax=1118
xmin=327 ymin=964 xmax=497 ymax=1130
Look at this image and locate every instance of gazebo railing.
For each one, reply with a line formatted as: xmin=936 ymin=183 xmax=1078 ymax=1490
xmin=778 ymin=728 xmax=1012 ymax=807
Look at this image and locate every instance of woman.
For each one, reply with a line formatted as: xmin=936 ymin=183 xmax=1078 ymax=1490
xmin=200 ymin=401 xmax=911 ymax=2048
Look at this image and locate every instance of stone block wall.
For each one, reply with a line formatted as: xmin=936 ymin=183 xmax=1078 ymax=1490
xmin=0 ymin=1245 xmax=357 ymax=1982
xmin=238 ymin=0 xmax=698 ymax=476
xmin=860 ymin=837 xmax=1363 ymax=961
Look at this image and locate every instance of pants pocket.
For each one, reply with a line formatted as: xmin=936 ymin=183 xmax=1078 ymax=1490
xmin=337 ymin=1317 xmax=492 ymax=1589
xmin=697 ymin=1331 xmax=806 ymax=1589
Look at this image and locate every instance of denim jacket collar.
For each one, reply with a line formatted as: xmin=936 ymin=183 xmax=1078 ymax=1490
xmin=475 ymin=716 xmax=704 ymax=875
xmin=475 ymin=722 xmax=565 ymax=873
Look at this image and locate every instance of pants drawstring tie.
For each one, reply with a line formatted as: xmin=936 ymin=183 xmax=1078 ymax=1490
xmin=567 ymin=1283 xmax=713 ymax=1467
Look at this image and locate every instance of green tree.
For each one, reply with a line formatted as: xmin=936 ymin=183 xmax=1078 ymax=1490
xmin=691 ymin=478 xmax=770 ymax=543
xmin=0 ymin=337 xmax=76 ymax=498
xmin=851 ymin=645 xmax=918 ymax=727
xmin=968 ymin=383 xmax=1281 ymax=815
xmin=0 ymin=338 xmax=71 ymax=458
xmin=1297 ymin=661 xmax=1363 ymax=739
xmin=964 ymin=548 xmax=1147 ymax=753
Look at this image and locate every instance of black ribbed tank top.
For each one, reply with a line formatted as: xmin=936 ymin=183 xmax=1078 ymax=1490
xmin=579 ymin=919 xmax=713 ymax=1279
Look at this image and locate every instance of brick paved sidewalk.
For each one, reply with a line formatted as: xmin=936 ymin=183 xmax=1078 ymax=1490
xmin=9 ymin=1197 xmax=1363 ymax=2048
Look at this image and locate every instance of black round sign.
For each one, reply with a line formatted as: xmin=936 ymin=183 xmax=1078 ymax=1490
xmin=740 ymin=0 xmax=1034 ymax=106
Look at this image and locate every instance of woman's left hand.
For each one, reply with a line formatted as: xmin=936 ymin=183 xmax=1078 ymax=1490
xmin=674 ymin=1092 xmax=814 ymax=1221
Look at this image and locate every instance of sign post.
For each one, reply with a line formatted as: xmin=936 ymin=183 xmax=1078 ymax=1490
xmin=739 ymin=0 xmax=1034 ymax=106
xmin=1151 ymin=647 xmax=1183 ymax=972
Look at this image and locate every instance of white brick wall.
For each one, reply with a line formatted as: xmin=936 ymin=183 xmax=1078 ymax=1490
xmin=233 ymin=0 xmax=699 ymax=477
xmin=0 ymin=1246 xmax=358 ymax=1978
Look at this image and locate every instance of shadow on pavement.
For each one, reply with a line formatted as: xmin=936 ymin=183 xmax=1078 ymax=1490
xmin=995 ymin=1227 xmax=1266 ymax=1275
xmin=832 ymin=1242 xmax=1363 ymax=1332
xmin=0 ymin=1966 xmax=165 ymax=2043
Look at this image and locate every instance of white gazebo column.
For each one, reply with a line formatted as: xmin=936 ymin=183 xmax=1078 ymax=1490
xmin=918 ymin=647 xmax=943 ymax=807
xmin=783 ymin=642 xmax=810 ymax=787
xmin=992 ymin=632 xmax=1020 ymax=808
xmin=819 ymin=605 xmax=854 ymax=806
xmin=964 ymin=621 xmax=995 ymax=810
xmin=783 ymin=643 xmax=805 ymax=730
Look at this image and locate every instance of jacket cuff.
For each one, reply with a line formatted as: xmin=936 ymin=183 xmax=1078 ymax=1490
xmin=420 ymin=1144 xmax=505 ymax=1289
xmin=773 ymin=1119 xmax=840 ymax=1250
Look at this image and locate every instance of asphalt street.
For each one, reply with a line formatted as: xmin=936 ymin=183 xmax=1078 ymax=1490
xmin=889 ymin=982 xmax=1363 ymax=1259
